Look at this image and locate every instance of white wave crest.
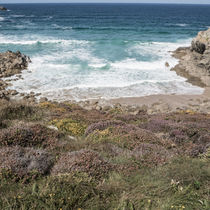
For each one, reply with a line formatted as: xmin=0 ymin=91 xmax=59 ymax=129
xmin=0 ymin=17 xmax=5 ymax=21
xmin=176 ymin=23 xmax=188 ymax=27
xmin=0 ymin=35 xmax=89 ymax=46
xmin=52 ymin=24 xmax=72 ymax=30
xmin=10 ymin=14 xmax=25 ymax=17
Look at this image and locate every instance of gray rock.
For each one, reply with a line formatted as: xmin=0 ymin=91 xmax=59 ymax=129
xmin=191 ymin=40 xmax=206 ymax=54
xmin=95 ymin=105 xmax=102 ymax=111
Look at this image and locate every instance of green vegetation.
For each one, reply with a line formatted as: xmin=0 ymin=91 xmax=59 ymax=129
xmin=51 ymin=118 xmax=87 ymax=137
xmin=0 ymin=100 xmax=209 ymax=209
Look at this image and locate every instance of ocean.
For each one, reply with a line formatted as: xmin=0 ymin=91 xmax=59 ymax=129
xmin=0 ymin=3 xmax=210 ymax=101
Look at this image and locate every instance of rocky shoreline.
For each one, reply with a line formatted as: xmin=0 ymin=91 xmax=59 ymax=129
xmin=0 ymin=51 xmax=43 ymax=103
xmin=1 ymin=29 xmax=210 ymax=114
xmin=172 ymin=28 xmax=210 ymax=87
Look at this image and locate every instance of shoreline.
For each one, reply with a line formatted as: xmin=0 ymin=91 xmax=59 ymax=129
xmin=68 ymin=29 xmax=210 ymax=114
xmin=1 ymin=30 xmax=210 ymax=114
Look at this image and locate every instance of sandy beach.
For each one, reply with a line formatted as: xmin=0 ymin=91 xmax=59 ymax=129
xmin=108 ymin=87 xmax=210 ymax=113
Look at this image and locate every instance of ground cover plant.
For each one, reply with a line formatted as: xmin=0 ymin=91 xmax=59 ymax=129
xmin=0 ymin=100 xmax=209 ymax=209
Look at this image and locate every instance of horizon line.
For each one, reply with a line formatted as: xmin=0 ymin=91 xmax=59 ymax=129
xmin=1 ymin=2 xmax=210 ymax=5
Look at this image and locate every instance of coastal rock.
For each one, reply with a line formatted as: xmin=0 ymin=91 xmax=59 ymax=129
xmin=191 ymin=29 xmax=210 ymax=54
xmin=0 ymin=51 xmax=31 ymax=100
xmin=0 ymin=51 xmax=31 ymax=78
xmin=191 ymin=41 xmax=206 ymax=54
xmin=0 ymin=6 xmax=7 ymax=11
xmin=165 ymin=62 xmax=170 ymax=67
xmin=172 ymin=28 xmax=210 ymax=87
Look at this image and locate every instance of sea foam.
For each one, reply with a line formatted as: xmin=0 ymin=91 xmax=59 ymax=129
xmin=7 ymin=37 xmax=203 ymax=101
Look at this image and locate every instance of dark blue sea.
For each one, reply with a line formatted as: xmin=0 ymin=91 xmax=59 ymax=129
xmin=1 ymin=3 xmax=209 ymax=100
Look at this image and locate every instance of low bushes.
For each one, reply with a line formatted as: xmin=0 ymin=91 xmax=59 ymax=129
xmin=132 ymin=143 xmax=173 ymax=166
xmin=0 ymin=123 xmax=61 ymax=148
xmin=86 ymin=123 xmax=166 ymax=150
xmin=85 ymin=120 xmax=125 ymax=136
xmin=0 ymin=100 xmax=209 ymax=209
xmin=0 ymin=146 xmax=53 ymax=180
xmin=51 ymin=118 xmax=87 ymax=136
xmin=0 ymin=103 xmax=40 ymax=121
xmin=52 ymin=149 xmax=113 ymax=178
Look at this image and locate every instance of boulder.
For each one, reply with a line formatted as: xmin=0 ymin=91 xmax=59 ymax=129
xmin=165 ymin=62 xmax=170 ymax=67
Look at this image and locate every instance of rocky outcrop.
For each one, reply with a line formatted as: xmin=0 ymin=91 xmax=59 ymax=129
xmin=0 ymin=6 xmax=7 ymax=11
xmin=0 ymin=51 xmax=31 ymax=99
xmin=172 ymin=29 xmax=210 ymax=87
xmin=191 ymin=29 xmax=210 ymax=54
xmin=0 ymin=51 xmax=31 ymax=78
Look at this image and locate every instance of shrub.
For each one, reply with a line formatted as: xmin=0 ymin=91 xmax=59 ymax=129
xmin=39 ymin=102 xmax=68 ymax=113
xmin=0 ymin=123 xmax=60 ymax=148
xmin=85 ymin=120 xmax=125 ymax=136
xmin=132 ymin=143 xmax=173 ymax=166
xmin=51 ymin=118 xmax=87 ymax=136
xmin=0 ymin=146 xmax=53 ymax=180
xmin=52 ymin=149 xmax=113 ymax=178
xmin=86 ymin=123 xmax=165 ymax=150
xmin=0 ymin=103 xmax=39 ymax=121
xmin=140 ymin=117 xmax=174 ymax=133
xmin=115 ymin=113 xmax=148 ymax=124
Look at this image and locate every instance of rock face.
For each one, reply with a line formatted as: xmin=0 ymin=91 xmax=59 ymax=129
xmin=0 ymin=51 xmax=31 ymax=78
xmin=172 ymin=29 xmax=210 ymax=87
xmin=191 ymin=29 xmax=210 ymax=54
xmin=0 ymin=6 xmax=7 ymax=11
xmin=191 ymin=41 xmax=206 ymax=54
xmin=0 ymin=51 xmax=31 ymax=99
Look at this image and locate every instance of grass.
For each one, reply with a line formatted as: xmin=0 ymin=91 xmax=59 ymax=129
xmin=0 ymin=100 xmax=209 ymax=209
xmin=0 ymin=102 xmax=42 ymax=121
xmin=0 ymin=158 xmax=209 ymax=209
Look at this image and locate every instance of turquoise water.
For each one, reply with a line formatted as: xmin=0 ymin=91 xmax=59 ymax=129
xmin=1 ymin=4 xmax=209 ymax=100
